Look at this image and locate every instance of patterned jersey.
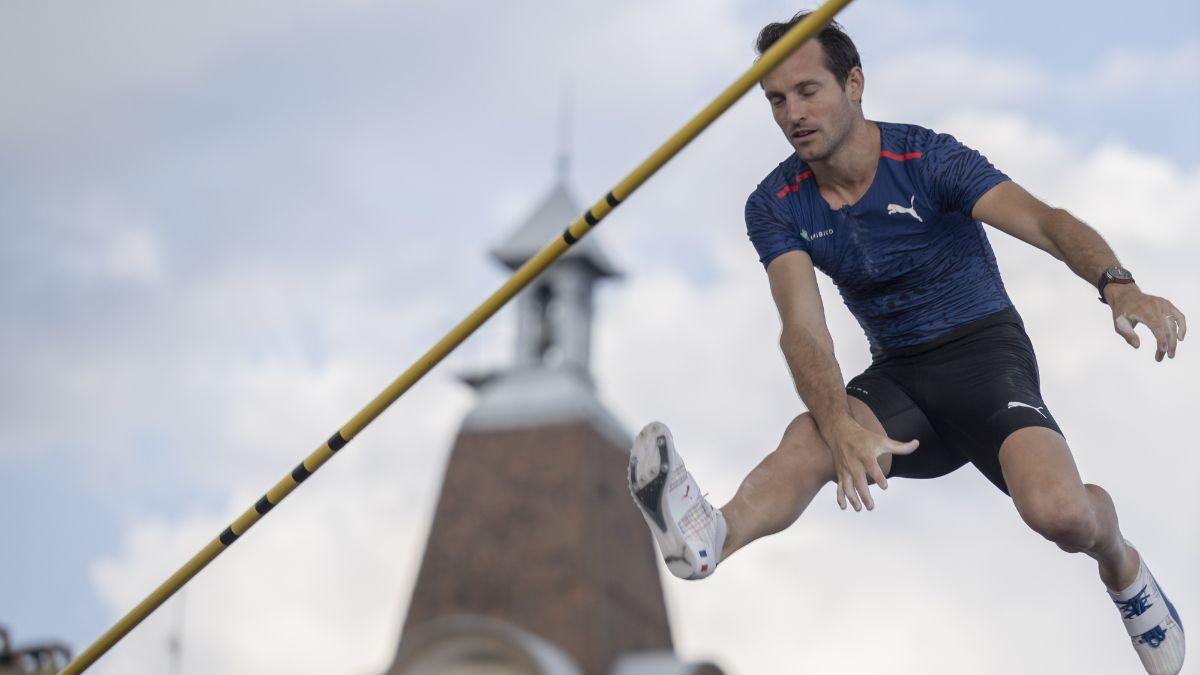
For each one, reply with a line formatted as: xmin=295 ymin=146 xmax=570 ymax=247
xmin=746 ymin=121 xmax=1013 ymax=355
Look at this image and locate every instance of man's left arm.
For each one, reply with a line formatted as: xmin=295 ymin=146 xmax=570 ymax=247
xmin=972 ymin=180 xmax=1187 ymax=362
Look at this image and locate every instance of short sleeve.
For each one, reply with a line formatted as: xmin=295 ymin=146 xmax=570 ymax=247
xmin=746 ymin=185 xmax=807 ymax=268
xmin=919 ymin=132 xmax=1009 ymax=217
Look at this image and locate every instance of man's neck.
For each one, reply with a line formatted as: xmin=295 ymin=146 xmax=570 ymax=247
xmin=808 ymin=118 xmax=879 ymax=209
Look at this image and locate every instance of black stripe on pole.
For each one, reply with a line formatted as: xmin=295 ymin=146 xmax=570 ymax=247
xmin=254 ymin=495 xmax=274 ymax=515
xmin=292 ymin=463 xmax=311 ymax=483
xmin=562 ymin=228 xmax=578 ymax=245
xmin=606 ymin=191 xmax=620 ymax=207
xmin=327 ymin=431 xmax=347 ymax=452
xmin=219 ymin=527 xmax=239 ymax=546
xmin=584 ymin=210 xmax=598 ymax=226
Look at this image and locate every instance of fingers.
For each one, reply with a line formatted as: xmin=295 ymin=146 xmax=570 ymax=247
xmin=867 ymin=460 xmax=888 ymax=491
xmin=1145 ymin=313 xmax=1169 ymax=362
xmin=836 ymin=430 xmax=916 ymax=512
xmin=1114 ymin=314 xmax=1140 ymax=349
xmin=1171 ymin=305 xmax=1187 ymax=341
xmin=1115 ymin=299 xmax=1188 ymax=361
xmin=1165 ymin=301 xmax=1186 ymax=357
xmin=889 ymin=438 xmax=920 ymax=457
xmin=839 ymin=476 xmax=859 ymax=511
xmin=852 ymin=470 xmax=873 ymax=511
xmin=1164 ymin=314 xmax=1178 ymax=359
xmin=865 ymin=439 xmax=916 ymax=495
xmin=836 ymin=466 xmax=873 ymax=512
xmin=836 ymin=468 xmax=864 ymax=512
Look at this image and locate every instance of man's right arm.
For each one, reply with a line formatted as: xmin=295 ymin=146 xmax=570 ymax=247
xmin=766 ymin=250 xmax=853 ymax=437
xmin=765 ymin=250 xmax=917 ymax=511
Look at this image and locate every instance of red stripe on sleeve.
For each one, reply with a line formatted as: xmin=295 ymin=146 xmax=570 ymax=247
xmin=775 ymin=170 xmax=815 ymax=198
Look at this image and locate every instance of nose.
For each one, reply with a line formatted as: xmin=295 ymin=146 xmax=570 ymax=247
xmin=783 ymin=95 xmax=807 ymax=125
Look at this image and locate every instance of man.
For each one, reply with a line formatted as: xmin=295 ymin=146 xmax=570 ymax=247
xmin=627 ymin=11 xmax=1187 ymax=674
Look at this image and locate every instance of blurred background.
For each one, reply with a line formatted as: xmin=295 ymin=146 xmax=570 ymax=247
xmin=1 ymin=0 xmax=1197 ymax=673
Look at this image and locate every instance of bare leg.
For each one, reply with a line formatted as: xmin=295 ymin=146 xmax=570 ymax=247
xmin=1000 ymin=427 xmax=1139 ymax=590
xmin=719 ymin=397 xmax=890 ymax=559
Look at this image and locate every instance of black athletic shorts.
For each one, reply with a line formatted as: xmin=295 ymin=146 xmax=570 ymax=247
xmin=844 ymin=306 xmax=1063 ymax=494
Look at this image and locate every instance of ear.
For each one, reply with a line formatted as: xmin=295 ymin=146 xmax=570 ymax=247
xmin=845 ymin=66 xmax=865 ymax=104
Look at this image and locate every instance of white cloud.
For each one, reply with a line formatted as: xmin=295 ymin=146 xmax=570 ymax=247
xmin=867 ymin=40 xmax=1200 ymax=125
xmin=0 ymin=0 xmax=385 ymax=141
xmin=55 ymin=195 xmax=166 ymax=284
xmin=935 ymin=110 xmax=1200 ymax=246
xmin=870 ymin=46 xmax=1049 ymax=118
xmin=1068 ymin=42 xmax=1200 ymax=102
xmin=89 ymin=374 xmax=469 ymax=675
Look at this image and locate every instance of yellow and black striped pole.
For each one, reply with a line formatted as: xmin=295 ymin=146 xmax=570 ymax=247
xmin=60 ymin=1 xmax=854 ymax=672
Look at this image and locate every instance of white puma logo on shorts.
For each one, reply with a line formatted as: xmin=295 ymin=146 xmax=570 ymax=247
xmin=1007 ymin=401 xmax=1047 ymax=419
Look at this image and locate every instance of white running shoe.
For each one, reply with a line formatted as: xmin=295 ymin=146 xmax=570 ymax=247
xmin=628 ymin=421 xmax=726 ymax=580
xmin=1109 ymin=543 xmax=1186 ymax=675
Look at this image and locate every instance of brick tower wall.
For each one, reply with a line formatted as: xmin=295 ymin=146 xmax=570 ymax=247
xmin=396 ymin=421 xmax=673 ymax=675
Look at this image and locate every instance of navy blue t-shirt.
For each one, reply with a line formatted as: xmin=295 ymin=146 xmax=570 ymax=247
xmin=746 ymin=121 xmax=1013 ymax=355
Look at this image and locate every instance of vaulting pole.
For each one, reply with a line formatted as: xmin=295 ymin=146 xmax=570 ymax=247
xmin=60 ymin=2 xmax=855 ymax=671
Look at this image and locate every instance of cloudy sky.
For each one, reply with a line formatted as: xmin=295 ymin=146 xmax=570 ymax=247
xmin=2 ymin=1 xmax=1197 ymax=673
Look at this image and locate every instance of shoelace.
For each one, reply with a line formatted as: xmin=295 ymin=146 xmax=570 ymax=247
xmin=1115 ymin=585 xmax=1172 ymax=650
xmin=1114 ymin=586 xmax=1154 ymax=620
xmin=1137 ymin=626 xmax=1168 ymax=649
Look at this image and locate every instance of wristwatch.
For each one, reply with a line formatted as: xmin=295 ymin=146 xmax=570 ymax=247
xmin=1097 ymin=266 xmax=1134 ymax=304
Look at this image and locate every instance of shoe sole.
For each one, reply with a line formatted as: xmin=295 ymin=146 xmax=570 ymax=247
xmin=628 ymin=421 xmax=699 ymax=579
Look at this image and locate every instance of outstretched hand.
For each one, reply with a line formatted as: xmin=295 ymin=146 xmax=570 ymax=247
xmin=828 ymin=418 xmax=918 ymax=512
xmin=1108 ymin=286 xmax=1187 ymax=362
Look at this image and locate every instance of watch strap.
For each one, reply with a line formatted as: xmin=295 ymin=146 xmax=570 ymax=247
xmin=1098 ymin=267 xmax=1134 ymax=304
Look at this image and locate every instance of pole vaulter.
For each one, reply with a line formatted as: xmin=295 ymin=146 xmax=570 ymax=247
xmin=59 ymin=1 xmax=856 ymax=672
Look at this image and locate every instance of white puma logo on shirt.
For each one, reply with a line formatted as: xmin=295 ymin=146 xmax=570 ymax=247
xmin=886 ymin=195 xmax=923 ymax=222
xmin=1007 ymin=401 xmax=1047 ymax=419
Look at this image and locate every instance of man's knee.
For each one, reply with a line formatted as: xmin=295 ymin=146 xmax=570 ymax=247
xmin=776 ymin=413 xmax=834 ymax=480
xmin=1018 ymin=492 xmax=1098 ymax=550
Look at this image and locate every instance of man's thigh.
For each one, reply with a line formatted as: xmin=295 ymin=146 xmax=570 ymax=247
xmin=999 ymin=426 xmax=1089 ymax=515
xmin=846 ymin=371 xmax=965 ymax=481
xmin=925 ymin=321 xmax=1066 ymax=493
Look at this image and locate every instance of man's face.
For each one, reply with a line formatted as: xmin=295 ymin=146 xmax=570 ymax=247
xmin=761 ymin=40 xmax=862 ymax=163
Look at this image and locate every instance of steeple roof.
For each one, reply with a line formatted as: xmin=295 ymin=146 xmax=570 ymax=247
xmin=490 ymin=182 xmax=621 ymax=278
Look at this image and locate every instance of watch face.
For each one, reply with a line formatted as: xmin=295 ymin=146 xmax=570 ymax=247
xmin=1107 ymin=266 xmax=1133 ymax=282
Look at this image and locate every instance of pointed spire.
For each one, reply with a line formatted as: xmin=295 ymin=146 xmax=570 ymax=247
xmin=556 ymin=79 xmax=573 ymax=182
xmin=490 ymin=182 xmax=619 ymax=278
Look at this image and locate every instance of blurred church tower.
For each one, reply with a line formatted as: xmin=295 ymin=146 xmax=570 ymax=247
xmin=384 ymin=159 xmax=723 ymax=674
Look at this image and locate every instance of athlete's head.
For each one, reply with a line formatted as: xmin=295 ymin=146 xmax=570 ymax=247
xmin=756 ymin=12 xmax=864 ymax=163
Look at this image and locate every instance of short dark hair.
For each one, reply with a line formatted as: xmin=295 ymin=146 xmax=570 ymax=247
xmin=755 ymin=11 xmax=862 ymax=87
